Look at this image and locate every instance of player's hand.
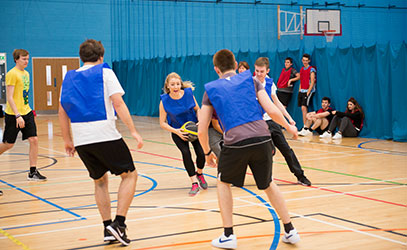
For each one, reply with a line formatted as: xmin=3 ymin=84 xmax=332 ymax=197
xmin=64 ymin=141 xmax=76 ymax=157
xmin=176 ymin=129 xmax=189 ymax=141
xmin=289 ymin=118 xmax=296 ymax=126
xmin=16 ymin=116 xmax=25 ymax=128
xmin=287 ymin=124 xmax=298 ymax=140
xmin=131 ymin=131 xmax=144 ymax=149
xmin=206 ymin=152 xmax=217 ymax=168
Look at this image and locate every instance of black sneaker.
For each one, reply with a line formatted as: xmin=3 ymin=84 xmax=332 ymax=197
xmin=297 ymin=176 xmax=311 ymax=186
xmin=104 ymin=228 xmax=116 ymax=243
xmin=28 ymin=170 xmax=47 ymax=181
xmin=106 ymin=221 xmax=130 ymax=246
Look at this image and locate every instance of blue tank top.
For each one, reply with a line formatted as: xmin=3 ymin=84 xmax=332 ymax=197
xmin=160 ymin=88 xmax=198 ymax=129
xmin=205 ymin=70 xmax=263 ymax=133
xmin=60 ymin=63 xmax=109 ymax=123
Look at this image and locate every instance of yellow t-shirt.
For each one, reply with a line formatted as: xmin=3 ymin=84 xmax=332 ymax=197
xmin=5 ymin=67 xmax=32 ymax=115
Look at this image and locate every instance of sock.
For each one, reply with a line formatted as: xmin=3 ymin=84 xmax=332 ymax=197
xmin=284 ymin=222 xmax=294 ymax=234
xmin=196 ymin=172 xmax=203 ymax=176
xmin=224 ymin=227 xmax=234 ymax=237
xmin=30 ymin=167 xmax=36 ymax=174
xmin=192 ymin=182 xmax=198 ymax=186
xmin=309 ymin=128 xmax=313 ymax=132
xmin=304 ymin=127 xmax=309 ymax=130
xmin=115 ymin=215 xmax=126 ymax=227
xmin=327 ymin=130 xmax=332 ymax=134
xmin=103 ymin=219 xmax=112 ymax=228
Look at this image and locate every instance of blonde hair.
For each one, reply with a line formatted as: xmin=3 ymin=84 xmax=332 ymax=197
xmin=163 ymin=72 xmax=195 ymax=94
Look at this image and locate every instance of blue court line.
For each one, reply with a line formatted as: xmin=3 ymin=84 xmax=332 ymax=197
xmin=2 ymin=218 xmax=85 ymax=231
xmin=134 ymin=161 xmax=281 ymax=250
xmin=68 ymin=174 xmax=157 ymax=209
xmin=358 ymin=140 xmax=407 ymax=156
xmin=0 ymin=179 xmax=84 ymax=219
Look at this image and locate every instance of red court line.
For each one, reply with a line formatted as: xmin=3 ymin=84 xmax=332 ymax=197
xmin=133 ymin=150 xmax=407 ymax=208
xmin=131 ymin=228 xmax=407 ymax=250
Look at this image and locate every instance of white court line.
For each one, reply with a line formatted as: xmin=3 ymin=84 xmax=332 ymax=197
xmin=236 ymin=198 xmax=407 ymax=246
xmin=1 ymin=183 xmax=405 ymax=236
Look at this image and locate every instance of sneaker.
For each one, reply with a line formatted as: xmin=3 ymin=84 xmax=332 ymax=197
xmin=197 ymin=174 xmax=208 ymax=190
xmin=211 ymin=233 xmax=237 ymax=249
xmin=297 ymin=176 xmax=311 ymax=186
xmin=301 ymin=129 xmax=312 ymax=136
xmin=189 ymin=183 xmax=200 ymax=196
xmin=0 ymin=190 xmax=3 ymax=196
xmin=319 ymin=131 xmax=332 ymax=138
xmin=104 ymin=228 xmax=116 ymax=242
xmin=332 ymin=133 xmax=342 ymax=140
xmin=298 ymin=127 xmax=306 ymax=135
xmin=282 ymin=228 xmax=300 ymax=244
xmin=27 ymin=170 xmax=47 ymax=181
xmin=106 ymin=221 xmax=130 ymax=246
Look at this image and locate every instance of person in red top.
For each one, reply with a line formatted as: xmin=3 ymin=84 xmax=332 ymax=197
xmin=320 ymin=97 xmax=364 ymax=140
xmin=298 ymin=54 xmax=316 ymax=134
xmin=299 ymin=97 xmax=334 ymax=136
xmin=276 ymin=57 xmax=300 ymax=107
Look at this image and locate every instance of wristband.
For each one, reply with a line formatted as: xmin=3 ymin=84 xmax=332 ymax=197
xmin=15 ymin=114 xmax=21 ymax=119
xmin=205 ymin=149 xmax=212 ymax=156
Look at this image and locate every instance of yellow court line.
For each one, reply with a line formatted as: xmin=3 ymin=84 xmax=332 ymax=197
xmin=0 ymin=228 xmax=31 ymax=250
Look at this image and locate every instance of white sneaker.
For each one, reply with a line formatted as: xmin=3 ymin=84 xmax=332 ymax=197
xmin=302 ymin=129 xmax=312 ymax=136
xmin=319 ymin=131 xmax=332 ymax=138
xmin=211 ymin=233 xmax=237 ymax=249
xmin=332 ymin=133 xmax=342 ymax=140
xmin=282 ymin=228 xmax=300 ymax=244
xmin=298 ymin=128 xmax=306 ymax=135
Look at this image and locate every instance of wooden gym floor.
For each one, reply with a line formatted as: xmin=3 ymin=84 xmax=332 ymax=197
xmin=0 ymin=115 xmax=406 ymax=250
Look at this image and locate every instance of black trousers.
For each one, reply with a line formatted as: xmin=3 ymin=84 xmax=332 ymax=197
xmin=171 ymin=133 xmax=205 ymax=177
xmin=266 ymin=120 xmax=304 ymax=178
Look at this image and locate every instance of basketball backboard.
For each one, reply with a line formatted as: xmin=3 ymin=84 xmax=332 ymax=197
xmin=304 ymin=9 xmax=341 ymax=36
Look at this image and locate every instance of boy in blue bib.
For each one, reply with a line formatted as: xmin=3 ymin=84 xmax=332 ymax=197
xmin=59 ymin=39 xmax=143 ymax=246
xmin=198 ymin=49 xmax=301 ymax=249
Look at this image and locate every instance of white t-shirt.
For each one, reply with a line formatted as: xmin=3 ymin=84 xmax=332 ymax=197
xmin=67 ymin=65 xmax=124 ymax=146
xmin=254 ymin=76 xmax=276 ymax=121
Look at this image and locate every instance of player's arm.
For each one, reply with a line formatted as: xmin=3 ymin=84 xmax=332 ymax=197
xmin=197 ymin=104 xmax=217 ymax=167
xmin=58 ymin=104 xmax=75 ymax=156
xmin=111 ymin=93 xmax=143 ymax=149
xmin=159 ymin=101 xmax=188 ymax=140
xmin=271 ymin=93 xmax=295 ymax=125
xmin=258 ymin=90 xmax=298 ymax=139
xmin=315 ymin=111 xmax=330 ymax=118
xmin=6 ymin=85 xmax=25 ymax=128
xmin=211 ymin=118 xmax=223 ymax=134
xmin=288 ymin=72 xmax=300 ymax=87
xmin=307 ymin=71 xmax=316 ymax=96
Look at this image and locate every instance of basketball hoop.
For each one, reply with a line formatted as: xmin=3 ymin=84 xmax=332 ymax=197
xmin=322 ymin=30 xmax=335 ymax=43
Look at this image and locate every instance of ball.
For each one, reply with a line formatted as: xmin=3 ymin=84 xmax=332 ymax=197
xmin=181 ymin=121 xmax=198 ymax=142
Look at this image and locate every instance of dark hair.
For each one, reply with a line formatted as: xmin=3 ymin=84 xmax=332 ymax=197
xmin=238 ymin=61 xmax=250 ymax=70
xmin=254 ymin=57 xmax=270 ymax=69
xmin=347 ymin=97 xmax=364 ymax=119
xmin=285 ymin=57 xmax=293 ymax=64
xmin=79 ymin=39 xmax=105 ymax=63
xmin=322 ymin=97 xmax=331 ymax=104
xmin=302 ymin=53 xmax=311 ymax=60
xmin=13 ymin=49 xmax=29 ymax=63
xmin=213 ymin=49 xmax=236 ymax=73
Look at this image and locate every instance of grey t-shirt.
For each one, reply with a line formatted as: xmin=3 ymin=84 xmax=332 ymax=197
xmin=202 ymin=73 xmax=270 ymax=145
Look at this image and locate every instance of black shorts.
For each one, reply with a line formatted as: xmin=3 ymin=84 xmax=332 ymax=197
xmin=75 ymin=138 xmax=135 ymax=180
xmin=297 ymin=92 xmax=314 ymax=107
xmin=218 ymin=138 xmax=273 ymax=190
xmin=276 ymin=91 xmax=292 ymax=107
xmin=2 ymin=111 xmax=37 ymax=143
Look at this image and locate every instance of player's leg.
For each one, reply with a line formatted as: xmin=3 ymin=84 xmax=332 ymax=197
xmin=191 ymin=139 xmax=208 ymax=189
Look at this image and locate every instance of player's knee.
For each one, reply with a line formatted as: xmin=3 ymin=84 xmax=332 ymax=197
xmin=4 ymin=143 xmax=14 ymax=150
xmin=28 ymin=136 xmax=38 ymax=145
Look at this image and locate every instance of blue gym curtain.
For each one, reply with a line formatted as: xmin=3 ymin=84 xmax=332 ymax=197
xmin=113 ymin=42 xmax=407 ymax=142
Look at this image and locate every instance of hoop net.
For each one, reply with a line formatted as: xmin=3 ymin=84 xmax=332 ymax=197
xmin=323 ymin=30 xmax=335 ymax=42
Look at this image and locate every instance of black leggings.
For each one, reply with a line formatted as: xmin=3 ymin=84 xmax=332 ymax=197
xmin=171 ymin=133 xmax=205 ymax=177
